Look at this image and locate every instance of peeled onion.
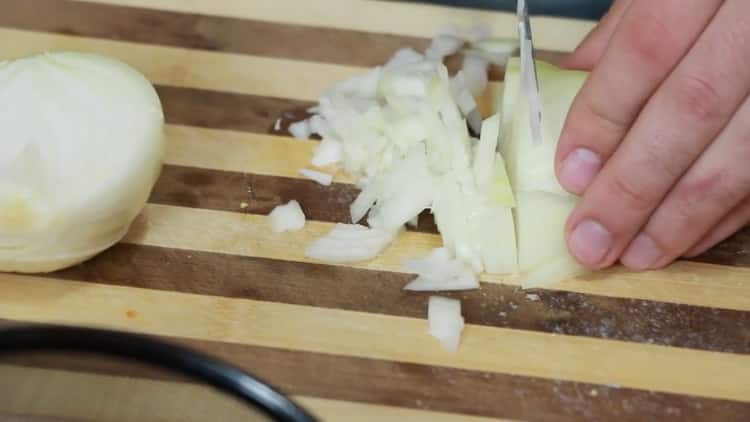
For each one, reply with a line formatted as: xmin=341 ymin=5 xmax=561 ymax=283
xmin=0 ymin=51 xmax=164 ymax=273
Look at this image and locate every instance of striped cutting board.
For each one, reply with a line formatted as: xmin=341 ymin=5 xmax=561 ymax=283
xmin=1 ymin=0 xmax=749 ymax=420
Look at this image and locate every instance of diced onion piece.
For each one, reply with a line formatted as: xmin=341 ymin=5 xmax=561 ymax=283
xmin=425 ymin=34 xmax=464 ymax=61
xmin=309 ymin=115 xmax=334 ymax=139
xmin=268 ymin=200 xmax=306 ymax=233
xmin=289 ymin=119 xmax=311 ymax=139
xmin=311 ymin=138 xmax=343 ymax=167
xmin=307 ymin=105 xmax=320 ymax=114
xmin=273 ymin=118 xmax=281 ymax=131
xmin=305 ymin=223 xmax=396 ymax=263
xmin=455 ymin=88 xmax=477 ymax=117
xmin=428 ymin=296 xmax=464 ymax=353
xmin=386 ymin=47 xmax=425 ymax=68
xmin=466 ymin=38 xmax=518 ymax=65
xmin=299 ymin=168 xmax=333 ymax=186
xmin=403 ymin=248 xmax=479 ymax=291
xmin=461 ymin=55 xmax=489 ymax=96
xmin=473 ymin=113 xmax=501 ymax=190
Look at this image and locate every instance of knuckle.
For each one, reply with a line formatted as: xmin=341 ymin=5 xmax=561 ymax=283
xmin=621 ymin=12 xmax=677 ymax=70
xmin=671 ymin=73 xmax=724 ymax=124
xmin=608 ymin=174 xmax=658 ymax=213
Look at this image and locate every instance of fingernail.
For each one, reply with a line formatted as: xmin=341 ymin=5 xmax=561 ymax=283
xmin=559 ymin=148 xmax=601 ymax=194
xmin=569 ymin=219 xmax=612 ymax=267
xmin=621 ymin=233 xmax=662 ymax=270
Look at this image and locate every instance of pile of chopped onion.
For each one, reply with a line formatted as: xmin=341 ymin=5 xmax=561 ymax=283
xmin=282 ymin=22 xmax=590 ymax=352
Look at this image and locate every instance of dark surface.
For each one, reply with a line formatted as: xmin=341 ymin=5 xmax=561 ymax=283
xmin=408 ymin=0 xmax=613 ymax=20
xmin=2 ymin=323 xmax=749 ymax=422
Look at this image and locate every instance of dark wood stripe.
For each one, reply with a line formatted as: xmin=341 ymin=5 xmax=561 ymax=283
xmin=0 ymin=0 xmax=566 ymax=80
xmin=2 ymin=320 xmax=748 ymax=422
xmin=150 ymin=164 xmax=750 ymax=268
xmin=46 ymin=243 xmax=750 ymax=355
xmin=690 ymin=227 xmax=750 ymax=267
xmin=155 ymin=85 xmax=314 ymax=135
xmin=0 ymin=0 xmax=428 ymax=68
xmin=149 ymin=164 xmax=440 ymax=232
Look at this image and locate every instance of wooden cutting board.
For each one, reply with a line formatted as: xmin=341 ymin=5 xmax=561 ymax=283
xmin=1 ymin=0 xmax=749 ymax=420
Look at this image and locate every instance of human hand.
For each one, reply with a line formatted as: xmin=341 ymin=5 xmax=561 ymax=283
xmin=554 ymin=0 xmax=750 ymax=271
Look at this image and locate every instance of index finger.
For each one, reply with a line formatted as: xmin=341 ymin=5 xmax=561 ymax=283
xmin=554 ymin=0 xmax=723 ymax=195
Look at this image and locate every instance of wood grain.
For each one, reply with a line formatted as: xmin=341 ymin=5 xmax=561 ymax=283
xmin=0 ymin=27 xmax=365 ymax=100
xmin=45 ymin=243 xmax=750 ymax=354
xmin=0 ymin=364 xmax=515 ymax=422
xmin=116 ymin=203 xmax=750 ymax=311
xmin=71 ymin=0 xmax=595 ymax=52
xmin=0 ymin=0 xmax=569 ymax=81
xmin=2 ymin=335 xmax=747 ymax=422
xmin=3 ymin=1 xmax=750 ymax=420
xmin=157 ymin=87 xmax=314 ymax=135
xmin=1 ymin=275 xmax=750 ymax=402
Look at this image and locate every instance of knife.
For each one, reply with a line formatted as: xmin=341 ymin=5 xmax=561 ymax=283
xmin=517 ymin=0 xmax=543 ymax=145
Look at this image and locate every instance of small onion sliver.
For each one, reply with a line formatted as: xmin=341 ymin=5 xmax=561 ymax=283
xmin=299 ymin=168 xmax=333 ymax=186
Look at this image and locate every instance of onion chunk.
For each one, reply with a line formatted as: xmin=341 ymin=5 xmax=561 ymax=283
xmin=428 ymin=296 xmax=465 ymax=352
xmin=404 ymin=248 xmax=479 ymax=291
xmin=268 ymin=200 xmax=306 ymax=233
xmin=305 ymin=223 xmax=396 ymax=263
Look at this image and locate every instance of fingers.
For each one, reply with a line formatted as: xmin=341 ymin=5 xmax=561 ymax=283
xmin=684 ymin=199 xmax=750 ymax=258
xmin=563 ymin=0 xmax=634 ymax=70
xmin=555 ymin=0 xmax=722 ymax=196
xmin=622 ymin=93 xmax=750 ymax=269
xmin=565 ymin=0 xmax=750 ymax=269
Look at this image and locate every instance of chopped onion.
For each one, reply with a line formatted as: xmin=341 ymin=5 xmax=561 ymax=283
xmin=465 ymin=38 xmax=518 ymax=66
xmin=461 ymin=55 xmax=489 ymax=96
xmin=268 ymin=200 xmax=306 ymax=233
xmin=305 ymin=223 xmax=396 ymax=263
xmin=299 ymin=168 xmax=333 ymax=186
xmin=289 ymin=119 xmax=311 ymax=140
xmin=309 ymin=115 xmax=334 ymax=139
xmin=428 ymin=296 xmax=464 ymax=353
xmin=386 ymin=47 xmax=425 ymax=68
xmin=273 ymin=117 xmax=282 ymax=131
xmin=0 ymin=51 xmax=164 ymax=273
xmin=425 ymin=34 xmax=464 ymax=61
xmin=403 ymin=248 xmax=479 ymax=291
xmin=307 ymin=105 xmax=321 ymax=114
xmin=311 ymin=138 xmax=343 ymax=167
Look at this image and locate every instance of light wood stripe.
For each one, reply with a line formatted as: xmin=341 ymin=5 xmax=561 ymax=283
xmin=118 ymin=203 xmax=750 ymax=312
xmin=164 ymin=125 xmax=352 ymax=183
xmin=0 ymin=365 xmax=506 ymax=422
xmin=73 ymin=0 xmax=595 ymax=52
xmin=0 ymin=275 xmax=749 ymax=402
xmin=41 ymin=243 xmax=750 ymax=354
xmin=6 ymin=323 xmax=747 ymax=420
xmin=0 ymin=28 xmax=360 ymax=101
xmin=0 ymin=27 xmax=502 ymax=107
